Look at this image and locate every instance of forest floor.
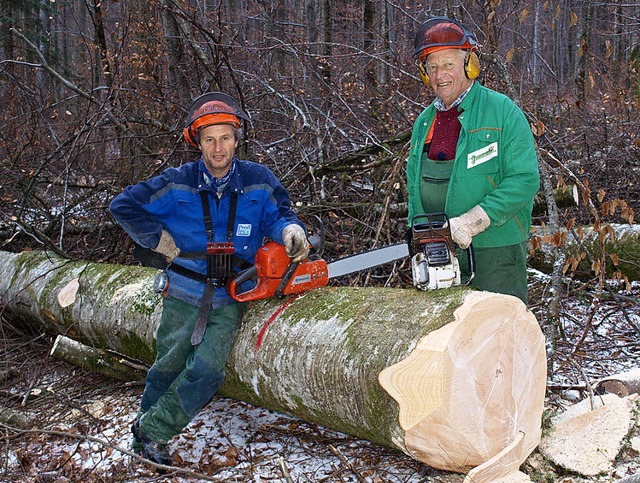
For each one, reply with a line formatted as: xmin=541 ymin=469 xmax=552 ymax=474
xmin=1 ymin=272 xmax=639 ymax=483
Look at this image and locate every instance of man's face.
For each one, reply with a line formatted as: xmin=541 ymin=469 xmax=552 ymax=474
xmin=198 ymin=124 xmax=238 ymax=178
xmin=425 ymin=49 xmax=473 ymax=108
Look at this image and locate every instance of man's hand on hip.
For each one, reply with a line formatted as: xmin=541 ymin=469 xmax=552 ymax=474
xmin=154 ymin=229 xmax=180 ymax=262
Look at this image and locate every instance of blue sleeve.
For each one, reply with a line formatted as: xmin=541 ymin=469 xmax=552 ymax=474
xmin=109 ymin=173 xmax=175 ymax=249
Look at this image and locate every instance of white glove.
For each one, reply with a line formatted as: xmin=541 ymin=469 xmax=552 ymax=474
xmin=282 ymin=224 xmax=310 ymax=262
xmin=154 ymin=229 xmax=180 ymax=262
xmin=449 ymin=205 xmax=490 ymax=249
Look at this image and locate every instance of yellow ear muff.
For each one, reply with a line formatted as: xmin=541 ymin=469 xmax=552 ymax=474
xmin=464 ymin=51 xmax=480 ymax=80
xmin=417 ymin=61 xmax=431 ymax=88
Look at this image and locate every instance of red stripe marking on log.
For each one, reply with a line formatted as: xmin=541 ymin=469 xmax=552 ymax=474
xmin=254 ymin=295 xmax=299 ymax=350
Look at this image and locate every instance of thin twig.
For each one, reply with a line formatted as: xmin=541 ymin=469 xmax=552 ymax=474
xmin=278 ymin=456 xmax=295 ymax=483
xmin=569 ymin=296 xmax=600 ymax=361
xmin=328 ymin=444 xmax=367 ymax=483
xmin=0 ymin=422 xmax=221 ymax=481
xmin=570 ymin=360 xmax=597 ymax=410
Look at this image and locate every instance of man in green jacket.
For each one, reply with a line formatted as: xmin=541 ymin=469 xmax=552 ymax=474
xmin=408 ymin=17 xmax=540 ymax=303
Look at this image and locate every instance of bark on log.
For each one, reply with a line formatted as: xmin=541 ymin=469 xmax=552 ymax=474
xmin=0 ymin=250 xmax=162 ymax=363
xmin=532 ymin=184 xmax=579 ymax=216
xmin=528 ymin=223 xmax=640 ymax=281
xmin=595 ymin=368 xmax=640 ymax=398
xmin=50 ymin=334 xmax=147 ymax=382
xmin=0 ymin=250 xmax=546 ymax=479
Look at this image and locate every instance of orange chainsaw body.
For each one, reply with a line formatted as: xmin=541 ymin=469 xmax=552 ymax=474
xmin=228 ymin=241 xmax=329 ymax=302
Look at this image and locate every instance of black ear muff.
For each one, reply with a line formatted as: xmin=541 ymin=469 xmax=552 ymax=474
xmin=417 ymin=61 xmax=431 ymax=88
xmin=464 ymin=51 xmax=480 ymax=80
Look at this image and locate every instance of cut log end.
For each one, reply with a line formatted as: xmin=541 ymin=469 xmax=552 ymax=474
xmin=379 ymin=291 xmax=547 ymax=477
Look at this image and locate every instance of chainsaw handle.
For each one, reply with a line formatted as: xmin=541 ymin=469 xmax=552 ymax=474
xmin=227 ymin=265 xmax=258 ymax=300
xmin=307 ymin=214 xmax=325 ymax=255
xmin=233 ymin=265 xmax=257 ymax=286
xmin=465 ymin=243 xmax=476 ymax=286
xmin=275 ymin=261 xmax=299 ymax=298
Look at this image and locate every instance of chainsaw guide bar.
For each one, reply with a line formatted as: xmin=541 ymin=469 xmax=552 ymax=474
xmin=326 ymin=243 xmax=409 ymax=278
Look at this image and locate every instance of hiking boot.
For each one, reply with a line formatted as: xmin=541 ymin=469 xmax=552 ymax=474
xmin=131 ymin=420 xmax=171 ymax=467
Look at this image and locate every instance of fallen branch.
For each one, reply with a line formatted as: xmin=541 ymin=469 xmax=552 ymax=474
xmin=328 ymin=444 xmax=368 ymax=483
xmin=0 ymin=422 xmax=222 ymax=481
xmin=50 ymin=335 xmax=147 ymax=382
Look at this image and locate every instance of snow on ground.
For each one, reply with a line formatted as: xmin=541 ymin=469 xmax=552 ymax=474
xmin=3 ymin=376 xmax=454 ymax=482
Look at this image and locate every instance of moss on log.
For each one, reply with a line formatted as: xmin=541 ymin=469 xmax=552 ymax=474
xmin=0 ymin=250 xmax=160 ymax=363
xmin=221 ymin=286 xmax=468 ymax=449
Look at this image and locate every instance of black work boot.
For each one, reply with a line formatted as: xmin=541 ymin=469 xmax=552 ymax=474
xmin=131 ymin=420 xmax=171 ymax=467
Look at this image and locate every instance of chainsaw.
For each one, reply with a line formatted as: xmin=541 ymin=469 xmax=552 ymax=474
xmin=228 ymin=212 xmax=475 ymax=302
xmin=408 ymin=213 xmax=475 ymax=290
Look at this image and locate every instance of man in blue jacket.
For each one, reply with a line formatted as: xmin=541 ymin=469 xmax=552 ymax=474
xmin=110 ymin=92 xmax=309 ymax=466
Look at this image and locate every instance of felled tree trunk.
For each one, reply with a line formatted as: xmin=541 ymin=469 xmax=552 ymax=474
xmin=0 ymin=250 xmax=546 ymax=480
xmin=532 ymin=184 xmax=579 ymax=216
xmin=0 ymin=250 xmax=162 ymax=364
xmin=595 ymin=368 xmax=640 ymax=398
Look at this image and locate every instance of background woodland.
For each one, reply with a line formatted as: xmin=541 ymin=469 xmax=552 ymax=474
xmin=1 ymin=1 xmax=640 ymax=481
xmin=1 ymin=0 xmax=639 ymax=378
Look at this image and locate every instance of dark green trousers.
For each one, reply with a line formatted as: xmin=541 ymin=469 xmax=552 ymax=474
xmin=458 ymin=240 xmax=529 ymax=305
xmin=138 ymin=296 xmax=242 ymax=443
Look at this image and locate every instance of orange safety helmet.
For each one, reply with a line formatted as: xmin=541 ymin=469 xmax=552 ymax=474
xmin=414 ymin=17 xmax=478 ymax=61
xmin=413 ymin=17 xmax=480 ymax=87
xmin=183 ymin=92 xmax=249 ymax=147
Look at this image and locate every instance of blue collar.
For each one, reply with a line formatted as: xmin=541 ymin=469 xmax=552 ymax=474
xmin=200 ymin=159 xmax=237 ymax=196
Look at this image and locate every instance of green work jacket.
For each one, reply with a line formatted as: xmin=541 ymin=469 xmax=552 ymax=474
xmin=406 ymin=82 xmax=540 ymax=248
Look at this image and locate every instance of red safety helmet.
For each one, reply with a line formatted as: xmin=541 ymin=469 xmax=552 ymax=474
xmin=183 ymin=92 xmax=249 ymax=147
xmin=413 ymin=17 xmax=478 ymax=62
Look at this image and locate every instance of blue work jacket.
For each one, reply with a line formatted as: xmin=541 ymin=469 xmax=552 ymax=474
xmin=110 ymin=158 xmax=304 ymax=307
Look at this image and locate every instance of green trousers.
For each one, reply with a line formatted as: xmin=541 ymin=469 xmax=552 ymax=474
xmin=458 ymin=240 xmax=529 ymax=305
xmin=138 ymin=296 xmax=242 ymax=444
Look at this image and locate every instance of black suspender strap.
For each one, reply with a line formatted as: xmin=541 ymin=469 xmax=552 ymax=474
xmin=199 ymin=191 xmax=214 ymax=242
xmin=191 ymin=190 xmax=239 ymax=346
xmin=226 ymin=191 xmax=238 ymax=242
xmin=198 ymin=190 xmax=238 ymax=243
